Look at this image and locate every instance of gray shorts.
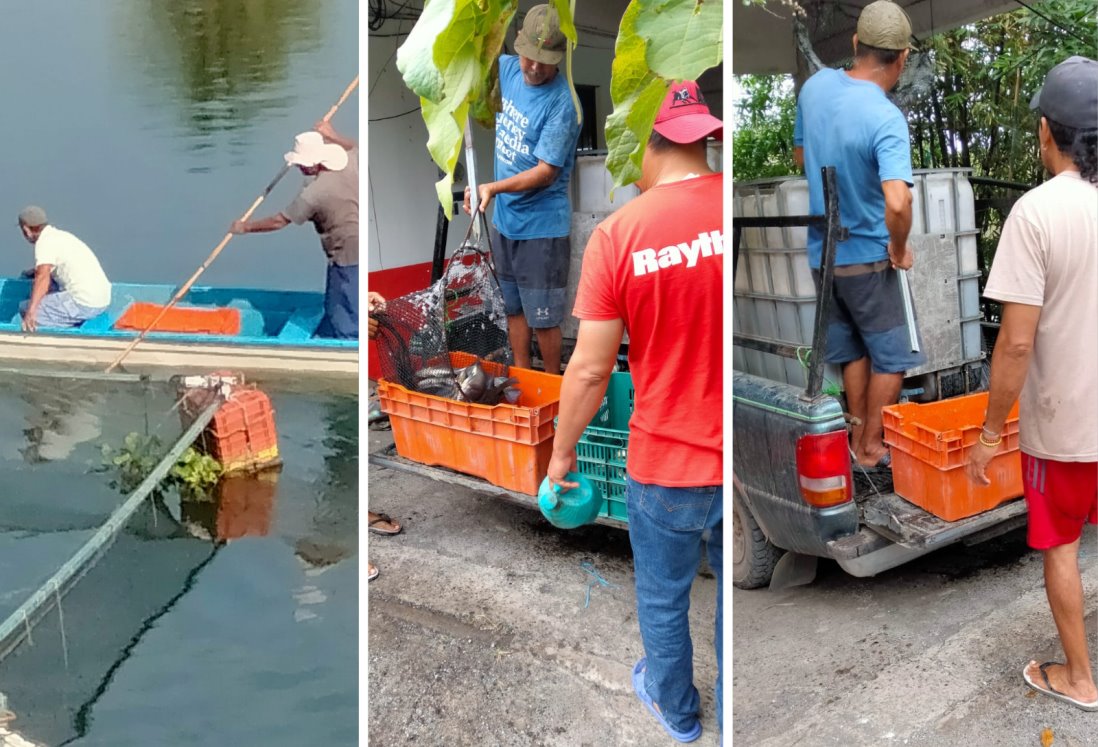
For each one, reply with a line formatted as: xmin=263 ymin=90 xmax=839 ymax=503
xmin=489 ymin=227 xmax=570 ymax=329
xmin=811 ymin=260 xmax=926 ymax=374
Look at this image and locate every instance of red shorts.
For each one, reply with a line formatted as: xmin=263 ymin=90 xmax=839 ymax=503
xmin=1022 ymin=454 xmax=1098 ymax=550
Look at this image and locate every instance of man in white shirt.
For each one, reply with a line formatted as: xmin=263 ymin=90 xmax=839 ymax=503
xmin=966 ymin=56 xmax=1098 ymax=712
xmin=17 ymin=206 xmax=111 ymax=333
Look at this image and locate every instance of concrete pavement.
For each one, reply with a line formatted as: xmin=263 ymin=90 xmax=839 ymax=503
xmin=366 ymin=426 xmax=722 ymax=746
xmin=733 ymin=524 xmax=1097 ymax=746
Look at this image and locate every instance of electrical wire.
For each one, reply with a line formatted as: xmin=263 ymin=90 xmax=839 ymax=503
xmin=369 ymin=106 xmax=422 ymax=122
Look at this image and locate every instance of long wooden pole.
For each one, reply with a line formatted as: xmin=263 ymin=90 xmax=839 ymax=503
xmin=104 ymin=75 xmax=360 ymax=373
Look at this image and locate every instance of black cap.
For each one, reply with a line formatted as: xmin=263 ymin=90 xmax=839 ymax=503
xmin=1030 ymin=55 xmax=1098 ymax=130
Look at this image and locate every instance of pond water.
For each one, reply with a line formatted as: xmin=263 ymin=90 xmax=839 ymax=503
xmin=0 ymin=0 xmax=359 ymax=293
xmin=0 ymin=374 xmax=358 ymax=745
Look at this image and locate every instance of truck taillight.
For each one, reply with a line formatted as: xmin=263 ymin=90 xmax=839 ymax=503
xmin=796 ymin=431 xmax=852 ymax=507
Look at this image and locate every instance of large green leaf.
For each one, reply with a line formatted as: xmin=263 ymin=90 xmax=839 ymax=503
xmin=396 ymin=0 xmax=456 ymax=102
xmin=635 ymin=0 xmax=723 ymax=81
xmin=399 ymin=0 xmax=519 ymax=218
xmin=605 ymin=0 xmax=723 ymax=189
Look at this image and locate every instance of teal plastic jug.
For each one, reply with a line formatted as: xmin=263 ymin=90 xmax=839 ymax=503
xmin=538 ymin=472 xmax=603 ymax=529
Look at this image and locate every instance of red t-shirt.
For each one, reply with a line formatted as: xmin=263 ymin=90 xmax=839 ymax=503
xmin=572 ymin=173 xmax=723 ymax=486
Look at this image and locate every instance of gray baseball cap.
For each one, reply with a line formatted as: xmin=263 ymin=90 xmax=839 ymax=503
xmin=857 ymin=1 xmax=917 ymax=51
xmin=1030 ymin=56 xmax=1098 ymax=130
xmin=18 ymin=205 xmax=47 ymax=227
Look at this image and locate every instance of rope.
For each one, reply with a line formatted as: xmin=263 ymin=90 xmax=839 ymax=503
xmin=794 ymin=346 xmax=842 ymax=396
xmin=0 ymin=399 xmax=222 ymax=663
xmin=580 ymin=561 xmax=619 ymax=609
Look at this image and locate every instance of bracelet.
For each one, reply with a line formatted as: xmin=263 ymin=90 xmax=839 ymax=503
xmin=978 ymin=431 xmax=1002 ymax=448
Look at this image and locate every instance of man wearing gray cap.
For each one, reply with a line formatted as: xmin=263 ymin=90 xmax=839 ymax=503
xmin=17 ymin=206 xmax=111 ymax=333
xmin=462 ymin=4 xmax=581 ymax=375
xmin=967 ymin=56 xmax=1098 ymax=712
xmin=793 ymin=0 xmax=924 ymax=469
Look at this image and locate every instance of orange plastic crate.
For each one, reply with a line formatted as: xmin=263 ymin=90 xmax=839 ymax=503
xmin=115 ymin=302 xmax=241 ymax=336
xmin=883 ymin=392 xmax=1022 ymax=521
xmin=198 ymin=389 xmax=281 ymax=473
xmin=377 ymin=352 xmax=562 ymax=495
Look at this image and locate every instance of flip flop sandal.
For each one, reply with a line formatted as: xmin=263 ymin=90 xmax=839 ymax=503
xmin=631 ymin=658 xmax=702 ymax=743
xmin=368 ymin=513 xmax=403 ymax=536
xmin=1023 ymin=661 xmax=1098 ymax=712
xmin=368 ymin=564 xmax=379 ymax=582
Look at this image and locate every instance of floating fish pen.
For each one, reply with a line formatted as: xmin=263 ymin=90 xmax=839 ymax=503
xmin=0 ymin=366 xmax=281 ymax=744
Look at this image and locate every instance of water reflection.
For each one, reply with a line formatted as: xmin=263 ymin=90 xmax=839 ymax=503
xmin=121 ymin=0 xmax=324 ymax=137
xmin=295 ymin=398 xmax=357 ymax=570
xmin=19 ymin=387 xmax=104 ymax=464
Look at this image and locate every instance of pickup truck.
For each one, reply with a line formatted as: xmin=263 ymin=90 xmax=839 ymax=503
xmin=732 ymin=167 xmax=1027 ymax=590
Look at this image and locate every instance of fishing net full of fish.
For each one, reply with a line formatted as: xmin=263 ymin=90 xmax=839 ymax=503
xmin=373 ymin=225 xmax=519 ymax=406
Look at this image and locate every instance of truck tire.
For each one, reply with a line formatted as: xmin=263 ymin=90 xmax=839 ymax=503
xmin=733 ymin=492 xmax=783 ymax=590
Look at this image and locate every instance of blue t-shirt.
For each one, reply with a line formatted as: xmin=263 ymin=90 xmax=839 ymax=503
xmin=492 ymin=55 xmax=580 ymax=240
xmin=794 ymin=68 xmax=913 ymax=268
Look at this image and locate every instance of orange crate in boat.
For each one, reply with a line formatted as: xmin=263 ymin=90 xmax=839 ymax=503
xmin=377 ymin=352 xmax=561 ymax=495
xmin=883 ymin=392 xmax=1022 ymax=521
xmin=115 ymin=302 xmax=241 ymax=335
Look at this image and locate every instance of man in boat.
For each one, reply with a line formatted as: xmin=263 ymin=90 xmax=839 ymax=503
xmin=547 ymin=81 xmax=723 ymax=742
xmin=967 ymin=56 xmax=1098 ymax=713
xmin=231 ymin=120 xmax=358 ymax=339
xmin=462 ymin=4 xmax=581 ymax=374
xmin=793 ymin=0 xmax=925 ymax=469
xmin=16 ymin=206 xmax=111 ymax=333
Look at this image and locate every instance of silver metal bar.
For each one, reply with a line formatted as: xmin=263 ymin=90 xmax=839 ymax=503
xmin=463 ymin=118 xmax=480 ymax=242
xmin=897 ymin=268 xmax=921 ymax=353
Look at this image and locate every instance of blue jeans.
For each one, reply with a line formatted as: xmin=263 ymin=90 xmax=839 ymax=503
xmin=20 ymin=291 xmax=107 ymax=328
xmin=626 ymin=475 xmax=723 ymax=732
xmin=316 ymin=263 xmax=358 ymax=339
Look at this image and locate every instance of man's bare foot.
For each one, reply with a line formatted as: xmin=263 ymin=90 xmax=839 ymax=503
xmin=1025 ymin=660 xmax=1098 ymax=706
xmin=854 ymin=445 xmax=890 ymax=468
xmin=368 ymin=511 xmax=402 ymax=535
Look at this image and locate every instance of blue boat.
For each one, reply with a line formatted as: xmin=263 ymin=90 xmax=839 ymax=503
xmin=0 ymin=278 xmax=357 ymax=378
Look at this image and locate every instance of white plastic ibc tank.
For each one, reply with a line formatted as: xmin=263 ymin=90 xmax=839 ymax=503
xmin=749 ymin=249 xmax=772 ymax=294
xmin=739 ymin=191 xmax=766 ymax=249
xmin=957 ymin=233 xmax=979 ymax=275
xmin=923 ymin=171 xmax=970 ymax=235
xmin=761 ymin=190 xmax=784 ymax=248
xmin=768 ymin=251 xmax=794 ymax=297
xmin=776 ymin=179 xmax=811 ymax=247
xmin=574 ymin=156 xmax=638 ymax=212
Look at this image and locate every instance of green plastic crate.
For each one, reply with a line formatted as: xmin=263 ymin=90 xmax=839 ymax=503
xmin=577 ymin=372 xmax=634 ymax=522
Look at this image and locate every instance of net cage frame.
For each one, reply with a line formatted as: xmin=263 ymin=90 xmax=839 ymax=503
xmin=0 ymin=399 xmax=222 ymax=664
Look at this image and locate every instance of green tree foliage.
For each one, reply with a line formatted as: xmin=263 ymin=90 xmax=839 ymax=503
xmin=731 ymin=74 xmax=797 ymax=181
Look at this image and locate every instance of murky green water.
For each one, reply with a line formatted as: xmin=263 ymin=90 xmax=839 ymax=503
xmin=0 ymin=3 xmax=358 ymax=743
xmin=0 ymin=375 xmax=358 ymax=745
xmin=0 ymin=0 xmax=359 ymax=293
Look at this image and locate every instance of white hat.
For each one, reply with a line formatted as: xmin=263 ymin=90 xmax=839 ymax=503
xmin=284 ymin=131 xmax=349 ymax=171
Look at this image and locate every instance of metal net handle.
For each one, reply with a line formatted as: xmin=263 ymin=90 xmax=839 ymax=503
xmin=444 ymin=211 xmax=501 ymax=290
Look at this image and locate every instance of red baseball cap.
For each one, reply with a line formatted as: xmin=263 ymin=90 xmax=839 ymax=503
xmin=653 ymin=80 xmax=723 ymax=144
